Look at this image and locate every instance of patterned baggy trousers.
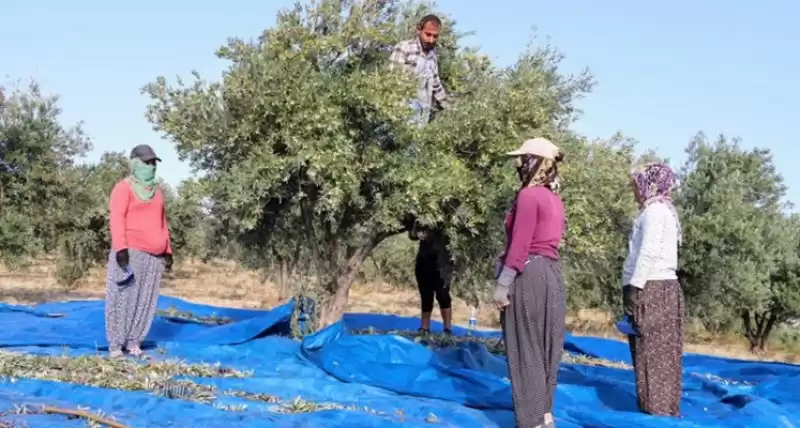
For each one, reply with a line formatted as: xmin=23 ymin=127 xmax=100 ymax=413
xmin=502 ymin=256 xmax=566 ymax=428
xmin=627 ymin=279 xmax=684 ymax=416
xmin=104 ymin=248 xmax=163 ymax=352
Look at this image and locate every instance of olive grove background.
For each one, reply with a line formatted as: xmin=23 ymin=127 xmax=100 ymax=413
xmin=2 ymin=0 xmax=799 ymax=351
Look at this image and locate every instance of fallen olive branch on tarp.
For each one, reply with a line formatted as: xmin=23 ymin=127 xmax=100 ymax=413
xmin=151 ymin=310 xmax=749 ymax=384
xmin=157 ymin=306 xmax=233 ymax=326
xmin=1 ymin=403 xmax=129 ymax=428
xmin=43 ymin=405 xmax=129 ymax=428
xmin=0 ymin=328 xmax=751 ymax=427
xmin=0 ymin=351 xmax=387 ymax=420
xmin=349 ymin=330 xmax=754 ymax=384
xmin=351 ymin=327 xmax=507 ymax=354
xmin=153 ymin=305 xmax=635 ymax=369
xmin=350 ymin=328 xmax=634 ymax=369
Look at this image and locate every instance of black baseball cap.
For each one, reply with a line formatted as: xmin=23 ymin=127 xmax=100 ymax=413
xmin=130 ymin=144 xmax=162 ymax=162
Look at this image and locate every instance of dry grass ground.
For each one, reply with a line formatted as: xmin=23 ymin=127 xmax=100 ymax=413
xmin=1 ymin=258 xmax=798 ymax=364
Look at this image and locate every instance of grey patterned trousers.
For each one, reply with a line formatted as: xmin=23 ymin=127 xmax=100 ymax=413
xmin=501 ymin=256 xmax=566 ymax=428
xmin=104 ymin=248 xmax=163 ymax=351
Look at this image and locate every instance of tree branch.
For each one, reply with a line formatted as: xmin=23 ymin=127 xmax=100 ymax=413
xmin=741 ymin=310 xmax=756 ymax=345
xmin=42 ymin=406 xmax=129 ymax=428
xmin=300 ymin=197 xmax=328 ymax=282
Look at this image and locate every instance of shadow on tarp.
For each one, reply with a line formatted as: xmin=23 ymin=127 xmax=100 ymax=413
xmin=0 ymin=296 xmax=797 ymax=427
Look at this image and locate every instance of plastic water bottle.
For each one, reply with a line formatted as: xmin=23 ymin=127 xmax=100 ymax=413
xmin=468 ymin=307 xmax=478 ymax=330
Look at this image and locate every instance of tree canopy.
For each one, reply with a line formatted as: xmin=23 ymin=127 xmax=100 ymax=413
xmin=142 ymin=0 xmax=594 ymax=323
xmin=675 ymin=133 xmax=800 ymax=350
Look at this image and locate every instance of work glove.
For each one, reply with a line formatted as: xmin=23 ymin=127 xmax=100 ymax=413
xmin=622 ymin=285 xmax=639 ymax=318
xmin=621 ymin=285 xmax=643 ymax=335
xmin=115 ymin=249 xmax=130 ymax=271
xmin=163 ymin=253 xmax=173 ymax=273
xmin=493 ymin=266 xmax=517 ymax=310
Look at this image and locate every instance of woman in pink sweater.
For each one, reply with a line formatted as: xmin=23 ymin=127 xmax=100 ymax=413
xmin=105 ymin=144 xmax=173 ymax=359
xmin=494 ymin=138 xmax=566 ymax=428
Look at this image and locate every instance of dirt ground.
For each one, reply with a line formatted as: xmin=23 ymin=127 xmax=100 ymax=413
xmin=1 ymin=258 xmax=797 ymax=364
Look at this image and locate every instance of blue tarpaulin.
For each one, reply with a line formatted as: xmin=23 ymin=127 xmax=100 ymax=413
xmin=0 ymin=295 xmax=798 ymax=427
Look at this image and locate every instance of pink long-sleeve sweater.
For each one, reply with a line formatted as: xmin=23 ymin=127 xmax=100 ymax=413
xmin=109 ymin=178 xmax=172 ymax=255
xmin=502 ymin=186 xmax=565 ymax=272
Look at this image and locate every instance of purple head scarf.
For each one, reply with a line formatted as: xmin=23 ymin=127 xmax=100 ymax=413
xmin=632 ymin=163 xmax=676 ymax=203
xmin=631 ymin=163 xmax=683 ymax=245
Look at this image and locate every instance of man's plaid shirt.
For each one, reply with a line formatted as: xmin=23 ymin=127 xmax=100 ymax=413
xmin=388 ymin=38 xmax=450 ymax=115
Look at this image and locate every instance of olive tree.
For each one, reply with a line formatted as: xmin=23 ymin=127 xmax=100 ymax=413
xmin=675 ymin=133 xmax=800 ymax=351
xmin=0 ymin=82 xmax=92 ymax=268
xmin=143 ymin=0 xmax=593 ymax=326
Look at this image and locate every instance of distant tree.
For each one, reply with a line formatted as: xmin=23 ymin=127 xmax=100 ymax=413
xmin=675 ymin=132 xmax=799 ymax=351
xmin=0 ymin=81 xmax=92 ymax=268
xmin=163 ymin=179 xmax=229 ymax=264
xmin=54 ymin=152 xmax=129 ymax=285
xmin=556 ymin=134 xmax=640 ymax=310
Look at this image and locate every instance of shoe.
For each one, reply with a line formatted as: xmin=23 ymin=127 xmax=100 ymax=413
xmin=108 ymin=349 xmax=124 ymax=359
xmin=443 ymin=329 xmax=453 ymax=335
xmin=127 ymin=344 xmax=150 ymax=360
xmin=544 ymin=412 xmax=555 ymax=427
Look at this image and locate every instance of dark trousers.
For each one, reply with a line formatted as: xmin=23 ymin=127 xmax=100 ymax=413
xmin=415 ymin=257 xmax=452 ymax=312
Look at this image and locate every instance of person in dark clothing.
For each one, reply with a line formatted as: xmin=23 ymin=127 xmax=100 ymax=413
xmin=409 ymin=224 xmax=453 ymax=334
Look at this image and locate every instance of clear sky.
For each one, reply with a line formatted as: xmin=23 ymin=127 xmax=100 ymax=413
xmin=4 ymin=1 xmax=799 ymax=204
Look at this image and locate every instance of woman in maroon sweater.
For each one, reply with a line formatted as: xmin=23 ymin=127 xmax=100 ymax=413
xmin=494 ymin=138 xmax=566 ymax=428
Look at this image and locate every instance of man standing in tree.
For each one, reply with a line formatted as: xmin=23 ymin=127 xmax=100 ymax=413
xmin=391 ymin=15 xmax=454 ymax=333
xmin=388 ymin=14 xmax=450 ymax=126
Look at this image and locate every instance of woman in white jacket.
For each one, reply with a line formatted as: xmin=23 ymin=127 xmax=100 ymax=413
xmin=622 ymin=162 xmax=684 ymax=417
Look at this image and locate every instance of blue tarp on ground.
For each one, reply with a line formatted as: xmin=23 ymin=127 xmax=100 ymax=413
xmin=0 ymin=296 xmax=798 ymax=427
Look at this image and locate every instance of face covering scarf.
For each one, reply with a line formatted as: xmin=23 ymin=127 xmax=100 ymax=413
xmin=130 ymin=158 xmax=157 ymax=202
